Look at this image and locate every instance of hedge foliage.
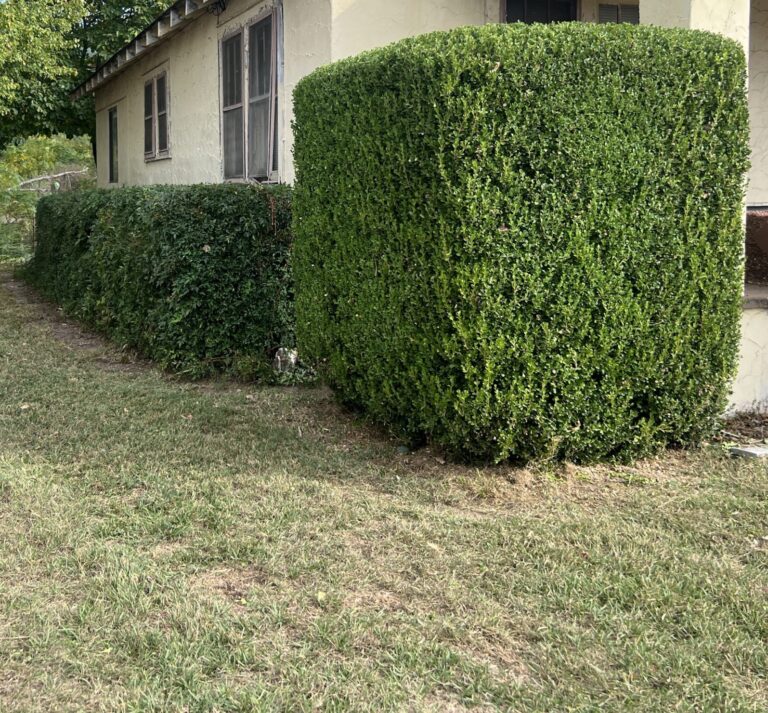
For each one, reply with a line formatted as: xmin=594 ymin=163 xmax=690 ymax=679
xmin=293 ymin=23 xmax=750 ymax=463
xmin=27 ymin=184 xmax=293 ymax=378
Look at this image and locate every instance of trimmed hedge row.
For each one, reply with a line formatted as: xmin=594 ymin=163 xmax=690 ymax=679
xmin=27 ymin=184 xmax=293 ymax=378
xmin=293 ymin=23 xmax=750 ymax=463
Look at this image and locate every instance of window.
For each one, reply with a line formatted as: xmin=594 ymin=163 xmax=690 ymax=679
xmin=221 ymin=12 xmax=279 ymax=181
xmin=222 ymin=32 xmax=244 ymax=179
xmin=108 ymin=107 xmax=118 ymax=184
xmin=598 ymin=4 xmax=640 ymax=24
xmin=506 ymin=0 xmax=577 ymax=23
xmin=144 ymin=72 xmax=170 ymax=160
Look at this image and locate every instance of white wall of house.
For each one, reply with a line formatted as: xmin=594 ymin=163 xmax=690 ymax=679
xmin=641 ymin=0 xmax=751 ymax=46
xmin=731 ymin=307 xmax=768 ymax=411
xmin=331 ymin=0 xmax=491 ymax=60
xmin=94 ymin=0 xmax=335 ymax=186
xmin=94 ymin=1 xmax=224 ymax=186
xmin=750 ymin=0 xmax=768 ymax=205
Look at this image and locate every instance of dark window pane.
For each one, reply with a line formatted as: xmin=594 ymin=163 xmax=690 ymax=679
xmin=222 ymin=34 xmax=242 ymax=107
xmin=158 ymin=113 xmax=168 ymax=153
xmin=551 ymin=1 xmax=574 ymax=21
xmin=144 ymin=117 xmax=153 ymax=154
xmin=620 ymin=4 xmax=640 ymax=24
xmin=144 ymin=82 xmax=153 ymax=156
xmin=223 ymin=107 xmax=243 ymax=178
xmin=272 ymin=95 xmax=278 ymax=173
xmin=599 ymin=4 xmax=619 ymax=22
xmin=109 ymin=108 xmax=118 ymax=183
xmin=506 ymin=0 xmax=525 ymax=21
xmin=144 ymin=82 xmax=153 ymax=118
xmin=528 ymin=0 xmax=548 ymax=22
xmin=156 ymin=74 xmax=167 ymax=114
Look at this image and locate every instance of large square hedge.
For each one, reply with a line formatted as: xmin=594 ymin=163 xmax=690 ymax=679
xmin=293 ymin=23 xmax=749 ymax=463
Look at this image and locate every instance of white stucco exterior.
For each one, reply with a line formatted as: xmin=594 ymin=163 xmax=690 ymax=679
xmin=642 ymin=0 xmax=750 ymax=47
xmin=731 ymin=307 xmax=768 ymax=412
xmin=750 ymin=0 xmax=768 ymax=205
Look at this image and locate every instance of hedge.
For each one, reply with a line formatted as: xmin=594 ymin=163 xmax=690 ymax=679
xmin=293 ymin=23 xmax=750 ymax=463
xmin=26 ymin=183 xmax=293 ymax=378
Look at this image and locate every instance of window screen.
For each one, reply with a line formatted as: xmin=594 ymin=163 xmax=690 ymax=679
xmin=144 ymin=82 xmax=154 ymax=156
xmin=156 ymin=74 xmax=169 ymax=154
xmin=222 ymin=33 xmax=244 ymax=179
xmin=249 ymin=16 xmax=274 ymax=179
xmin=221 ymin=13 xmax=280 ymax=181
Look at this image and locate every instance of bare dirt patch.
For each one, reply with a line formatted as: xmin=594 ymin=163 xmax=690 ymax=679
xmin=343 ymin=585 xmax=407 ymax=614
xmin=0 ymin=270 xmax=147 ymax=372
xmin=189 ymin=565 xmax=273 ymax=611
xmin=721 ymin=412 xmax=768 ymax=443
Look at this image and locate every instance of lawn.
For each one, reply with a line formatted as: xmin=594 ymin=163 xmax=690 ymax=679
xmin=0 ymin=266 xmax=766 ymax=712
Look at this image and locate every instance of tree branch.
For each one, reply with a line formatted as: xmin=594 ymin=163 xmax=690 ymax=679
xmin=13 ymin=169 xmax=90 ymax=189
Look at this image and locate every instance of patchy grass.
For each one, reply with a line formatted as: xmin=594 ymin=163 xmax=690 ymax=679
xmin=0 ymin=266 xmax=766 ymax=712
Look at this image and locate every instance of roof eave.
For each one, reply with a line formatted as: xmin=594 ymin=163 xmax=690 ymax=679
xmin=69 ymin=0 xmax=220 ymax=101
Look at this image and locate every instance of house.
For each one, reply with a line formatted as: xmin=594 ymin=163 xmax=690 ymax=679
xmin=71 ymin=0 xmax=768 ymax=413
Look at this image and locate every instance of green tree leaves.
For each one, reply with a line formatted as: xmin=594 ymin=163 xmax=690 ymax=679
xmin=0 ymin=0 xmax=85 ymax=118
xmin=0 ymin=1 xmax=170 ymax=146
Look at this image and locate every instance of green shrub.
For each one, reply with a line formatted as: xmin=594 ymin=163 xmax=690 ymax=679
xmin=0 ymin=135 xmax=96 ymax=261
xmin=27 ymin=183 xmax=294 ymax=378
xmin=293 ymin=23 xmax=749 ymax=463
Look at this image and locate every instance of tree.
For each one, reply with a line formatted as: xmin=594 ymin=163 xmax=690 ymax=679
xmin=0 ymin=1 xmax=170 ymax=147
xmin=0 ymin=134 xmax=94 ymax=260
xmin=0 ymin=0 xmax=85 ymax=120
xmin=74 ymin=1 xmax=170 ymax=70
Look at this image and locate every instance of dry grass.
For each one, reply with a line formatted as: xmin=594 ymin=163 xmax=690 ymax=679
xmin=0 ymin=265 xmax=767 ymax=712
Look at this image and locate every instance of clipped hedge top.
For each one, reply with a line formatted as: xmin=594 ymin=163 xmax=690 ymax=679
xmin=292 ymin=22 xmax=749 ymax=463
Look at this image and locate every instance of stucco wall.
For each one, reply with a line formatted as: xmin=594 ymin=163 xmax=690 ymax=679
xmin=641 ymin=0 xmax=750 ymax=46
xmin=730 ymin=307 xmax=768 ymax=412
xmin=94 ymin=7 xmax=222 ymax=187
xmin=640 ymin=0 xmax=690 ymax=29
xmin=282 ymin=0 xmax=331 ymax=184
xmin=331 ymin=0 xmax=487 ymax=60
xmin=94 ymin=0 xmax=334 ymax=186
xmin=750 ymin=0 xmax=768 ymax=205
xmin=689 ymin=0 xmax=750 ymax=47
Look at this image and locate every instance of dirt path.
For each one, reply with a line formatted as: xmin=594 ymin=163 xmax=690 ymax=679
xmin=0 ymin=267 xmax=145 ymax=371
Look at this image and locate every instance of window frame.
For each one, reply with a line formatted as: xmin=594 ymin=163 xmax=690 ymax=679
xmin=220 ymin=8 xmax=280 ymax=184
xmin=221 ymin=28 xmax=246 ymax=180
xmin=144 ymin=70 xmax=171 ymax=162
xmin=108 ymin=106 xmax=119 ymax=185
xmin=246 ymin=12 xmax=278 ymax=181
